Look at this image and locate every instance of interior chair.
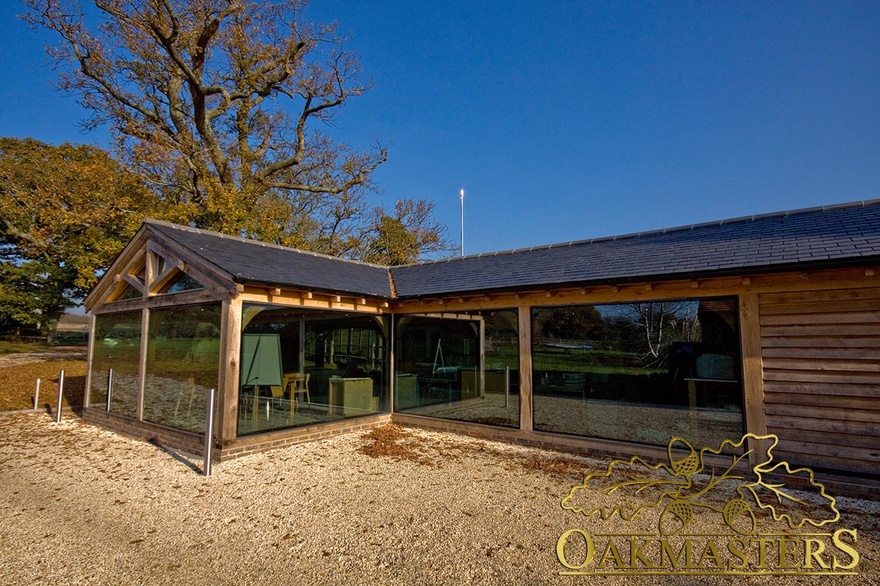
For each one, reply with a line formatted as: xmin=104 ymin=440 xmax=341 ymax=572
xmin=268 ymin=384 xmax=285 ymax=406
xmin=253 ymin=384 xmax=284 ymax=420
xmin=174 ymin=376 xmax=198 ymax=420
xmin=285 ymin=373 xmax=311 ymax=405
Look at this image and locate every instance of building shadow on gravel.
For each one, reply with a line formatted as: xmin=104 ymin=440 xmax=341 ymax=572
xmin=146 ymin=437 xmax=204 ymax=474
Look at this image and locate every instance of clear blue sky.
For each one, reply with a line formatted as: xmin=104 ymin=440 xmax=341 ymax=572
xmin=2 ymin=1 xmax=878 ymax=255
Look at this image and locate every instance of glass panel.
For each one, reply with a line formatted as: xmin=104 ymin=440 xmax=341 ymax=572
xmin=160 ymin=272 xmax=205 ymax=294
xmin=237 ymin=305 xmax=389 ymax=436
xmin=143 ymin=304 xmax=221 ymax=432
xmin=394 ymin=309 xmax=520 ymax=428
xmin=90 ymin=311 xmax=142 ymax=416
xmin=532 ymin=298 xmax=743 ymax=448
xmin=115 ymin=283 xmax=141 ymax=301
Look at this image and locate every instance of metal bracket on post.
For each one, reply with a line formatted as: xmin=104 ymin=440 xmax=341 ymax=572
xmin=203 ymin=388 xmax=215 ymax=476
xmin=54 ymin=370 xmax=65 ymax=424
xmin=106 ymin=368 xmax=114 ymax=412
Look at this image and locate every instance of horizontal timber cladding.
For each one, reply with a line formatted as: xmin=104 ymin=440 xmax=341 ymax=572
xmin=759 ymin=286 xmax=880 ymax=477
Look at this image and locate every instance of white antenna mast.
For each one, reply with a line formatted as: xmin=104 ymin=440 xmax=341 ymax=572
xmin=460 ymin=188 xmax=465 ymax=257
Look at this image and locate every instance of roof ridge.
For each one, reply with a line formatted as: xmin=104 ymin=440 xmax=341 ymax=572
xmin=399 ymin=198 xmax=880 ymax=267
xmin=143 ymin=219 xmax=391 ymax=270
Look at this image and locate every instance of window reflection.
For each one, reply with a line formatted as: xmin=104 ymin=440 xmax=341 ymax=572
xmin=238 ymin=305 xmax=388 ymax=436
xmin=91 ymin=311 xmax=142 ymax=416
xmin=394 ymin=310 xmax=520 ymax=428
xmin=532 ymin=298 xmax=743 ymax=447
xmin=143 ymin=304 xmax=221 ymax=432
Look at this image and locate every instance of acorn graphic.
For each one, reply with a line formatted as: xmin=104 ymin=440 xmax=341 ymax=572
xmin=722 ymin=497 xmax=756 ymax=535
xmin=668 ymin=439 xmax=701 ymax=478
xmin=659 ymin=500 xmax=694 ymax=535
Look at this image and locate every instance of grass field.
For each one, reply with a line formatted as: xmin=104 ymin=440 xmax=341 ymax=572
xmin=532 ymin=348 xmax=663 ymax=376
xmin=0 ymin=341 xmax=49 ymax=355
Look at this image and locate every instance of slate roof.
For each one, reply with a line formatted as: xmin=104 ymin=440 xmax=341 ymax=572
xmin=145 ymin=221 xmax=392 ymax=298
xmin=136 ymin=200 xmax=880 ymax=302
xmin=389 ymin=199 xmax=880 ymax=298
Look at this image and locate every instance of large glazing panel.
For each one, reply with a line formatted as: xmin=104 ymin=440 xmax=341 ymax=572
xmin=90 ymin=311 xmax=142 ymax=416
xmin=143 ymin=304 xmax=221 ymax=432
xmin=237 ymin=305 xmax=389 ymax=436
xmin=532 ymin=298 xmax=744 ymax=447
xmin=394 ymin=309 xmax=520 ymax=428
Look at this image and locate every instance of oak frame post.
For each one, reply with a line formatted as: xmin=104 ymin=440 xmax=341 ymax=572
xmin=136 ymin=308 xmax=150 ymax=420
xmin=739 ymin=290 xmax=767 ymax=467
xmin=216 ymin=297 xmax=243 ymax=446
xmin=83 ymin=313 xmax=97 ymax=408
xmin=518 ymin=303 xmax=533 ymax=432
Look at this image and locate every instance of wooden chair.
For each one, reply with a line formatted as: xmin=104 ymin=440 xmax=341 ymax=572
xmin=285 ymin=373 xmax=311 ymax=405
xmin=268 ymin=384 xmax=285 ymax=406
xmin=174 ymin=376 xmax=198 ymax=420
xmin=253 ymin=384 xmax=286 ymax=420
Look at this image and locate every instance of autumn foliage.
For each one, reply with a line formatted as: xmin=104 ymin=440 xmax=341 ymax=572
xmin=0 ymin=137 xmax=168 ymax=336
xmin=5 ymin=1 xmax=453 ymax=337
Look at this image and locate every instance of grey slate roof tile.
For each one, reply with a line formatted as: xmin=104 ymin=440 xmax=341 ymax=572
xmin=137 ymin=200 xmax=880 ymax=301
xmin=389 ymin=199 xmax=880 ymax=298
xmin=145 ymin=221 xmax=392 ymax=298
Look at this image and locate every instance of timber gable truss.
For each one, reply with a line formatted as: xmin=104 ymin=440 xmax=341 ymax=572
xmin=88 ymin=226 xmax=236 ymax=314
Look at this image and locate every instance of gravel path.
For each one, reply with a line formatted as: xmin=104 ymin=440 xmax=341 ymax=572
xmin=0 ymin=412 xmax=877 ymax=585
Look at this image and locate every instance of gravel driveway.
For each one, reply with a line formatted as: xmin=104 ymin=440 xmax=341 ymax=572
xmin=0 ymin=412 xmax=877 ymax=585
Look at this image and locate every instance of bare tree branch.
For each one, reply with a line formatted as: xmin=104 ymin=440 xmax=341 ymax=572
xmin=22 ymin=0 xmax=451 ymax=260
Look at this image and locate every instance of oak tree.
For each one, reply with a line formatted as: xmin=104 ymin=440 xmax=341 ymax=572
xmin=23 ymin=0 xmax=390 ymax=253
xmin=0 ymin=137 xmax=165 ymax=338
xmin=359 ymin=199 xmax=452 ymax=266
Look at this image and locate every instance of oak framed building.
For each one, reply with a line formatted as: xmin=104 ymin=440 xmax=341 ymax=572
xmin=83 ymin=200 xmax=880 ymax=494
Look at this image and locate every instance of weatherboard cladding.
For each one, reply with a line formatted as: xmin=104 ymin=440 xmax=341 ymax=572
xmin=145 ymin=221 xmax=393 ymax=298
xmin=141 ymin=200 xmax=880 ymax=301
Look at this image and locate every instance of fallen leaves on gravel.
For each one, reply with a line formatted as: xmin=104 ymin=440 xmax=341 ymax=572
xmin=358 ymin=424 xmax=436 ymax=466
xmin=520 ymin=455 xmax=590 ymax=480
xmin=358 ymin=424 xmax=593 ymax=482
xmin=0 ymin=359 xmax=86 ymax=411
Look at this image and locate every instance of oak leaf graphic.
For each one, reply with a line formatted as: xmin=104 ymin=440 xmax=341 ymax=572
xmin=561 ymin=434 xmax=840 ymax=535
xmin=560 ymin=453 xmax=689 ymax=522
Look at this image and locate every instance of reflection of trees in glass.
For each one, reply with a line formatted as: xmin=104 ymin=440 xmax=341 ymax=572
xmin=627 ymin=302 xmax=700 ymax=362
xmin=532 ymin=302 xmax=714 ymax=373
xmin=186 ymin=322 xmax=221 ymax=366
xmin=484 ymin=310 xmax=518 ymax=339
xmin=147 ymin=305 xmax=222 ymax=386
xmin=483 ymin=310 xmax=518 ymax=369
xmin=534 ymin=306 xmax=605 ymax=340
xmin=91 ymin=311 xmax=142 ymax=411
